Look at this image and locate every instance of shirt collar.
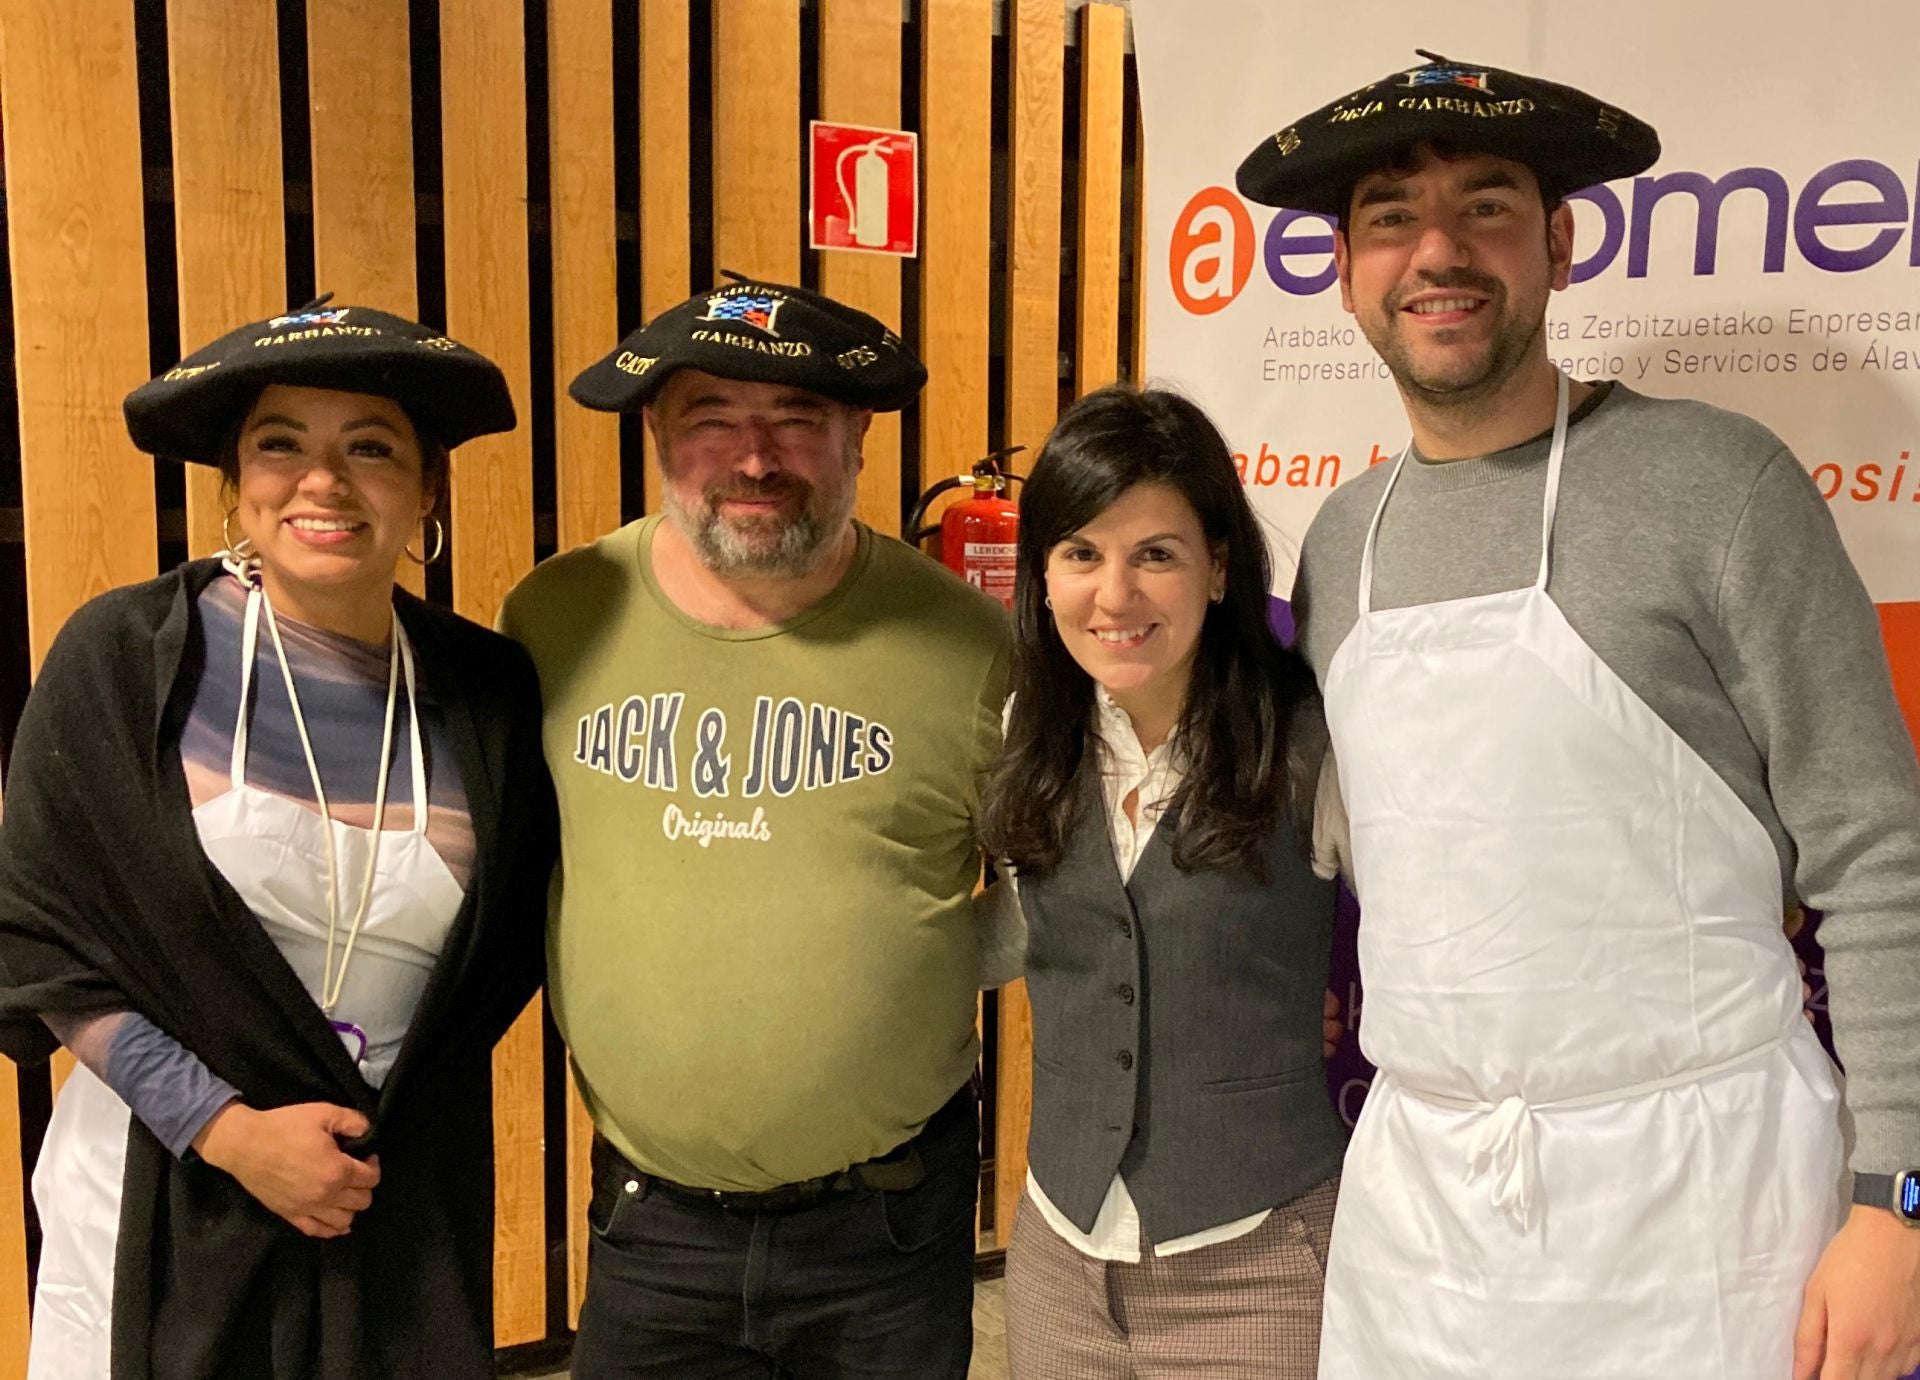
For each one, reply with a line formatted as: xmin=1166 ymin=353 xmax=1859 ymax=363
xmin=1093 ymin=686 xmax=1179 ymax=776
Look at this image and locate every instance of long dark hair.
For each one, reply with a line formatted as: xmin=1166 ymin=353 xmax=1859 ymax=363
xmin=979 ymin=385 xmax=1317 ymax=878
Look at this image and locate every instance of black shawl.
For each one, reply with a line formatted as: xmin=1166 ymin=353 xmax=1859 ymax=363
xmin=0 ymin=559 xmax=557 ymax=1379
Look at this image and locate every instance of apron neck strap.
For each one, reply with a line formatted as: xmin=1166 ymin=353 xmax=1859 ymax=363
xmin=231 ymin=584 xmax=264 ymax=789
xmin=1533 ymin=370 xmax=1572 ymax=593
xmin=396 ymin=622 xmax=428 ymax=836
xmin=1356 ymin=442 xmax=1410 ymax=618
xmin=230 ymin=585 xmax=423 ymax=820
xmin=1357 ymin=369 xmax=1574 ymax=616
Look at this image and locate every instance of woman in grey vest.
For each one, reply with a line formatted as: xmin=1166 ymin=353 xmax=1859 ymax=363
xmin=980 ymin=385 xmax=1346 ymax=1379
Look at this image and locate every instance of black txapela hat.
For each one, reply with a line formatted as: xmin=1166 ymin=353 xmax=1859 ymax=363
xmin=569 ymin=272 xmax=926 ymax=413
xmin=123 ymin=297 xmax=517 ymax=463
xmin=1236 ymin=50 xmax=1660 ymax=216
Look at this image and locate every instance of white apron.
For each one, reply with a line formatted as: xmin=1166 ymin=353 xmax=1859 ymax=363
xmin=27 ymin=580 xmax=464 ymax=1380
xmin=194 ymin=582 xmax=467 ymax=1088
xmin=28 ymin=1066 xmax=130 ymax=1380
xmin=1316 ymin=374 xmax=1846 ymax=1380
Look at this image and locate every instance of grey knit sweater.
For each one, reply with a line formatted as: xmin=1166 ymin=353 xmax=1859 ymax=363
xmin=1293 ymin=382 xmax=1920 ymax=1176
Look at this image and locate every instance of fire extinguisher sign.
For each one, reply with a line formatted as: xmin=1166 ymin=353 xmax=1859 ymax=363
xmin=808 ymin=122 xmax=919 ymax=258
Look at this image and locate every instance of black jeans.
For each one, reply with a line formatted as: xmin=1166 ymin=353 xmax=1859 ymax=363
xmin=571 ymin=1089 xmax=979 ymax=1379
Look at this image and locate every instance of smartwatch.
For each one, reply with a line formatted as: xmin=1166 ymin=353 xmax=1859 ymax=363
xmin=1852 ymin=1170 xmax=1920 ymax=1225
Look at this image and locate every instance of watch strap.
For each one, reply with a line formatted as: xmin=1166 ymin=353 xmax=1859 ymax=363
xmin=1853 ymin=1170 xmax=1920 ymax=1224
xmin=1853 ymin=1172 xmax=1894 ymax=1208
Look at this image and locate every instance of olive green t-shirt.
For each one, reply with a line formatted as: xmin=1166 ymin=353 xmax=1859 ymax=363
xmin=500 ymin=517 xmax=1011 ymax=1190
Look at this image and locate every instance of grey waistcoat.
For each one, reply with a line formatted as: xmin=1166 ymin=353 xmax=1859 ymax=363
xmin=1019 ymin=781 xmax=1346 ymax=1243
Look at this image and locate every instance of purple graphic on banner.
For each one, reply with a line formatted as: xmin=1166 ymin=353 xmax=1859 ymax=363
xmin=1266 ymin=594 xmax=1296 ymax=651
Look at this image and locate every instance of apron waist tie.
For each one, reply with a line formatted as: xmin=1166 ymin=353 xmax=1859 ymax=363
xmin=1400 ymin=1024 xmax=1796 ymax=1232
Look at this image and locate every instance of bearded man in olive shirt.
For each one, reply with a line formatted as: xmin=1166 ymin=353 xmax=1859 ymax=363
xmin=501 ymin=279 xmax=1009 ymax=1380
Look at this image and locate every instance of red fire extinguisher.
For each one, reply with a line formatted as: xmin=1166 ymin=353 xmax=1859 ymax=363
xmin=907 ymin=447 xmax=1026 ymax=608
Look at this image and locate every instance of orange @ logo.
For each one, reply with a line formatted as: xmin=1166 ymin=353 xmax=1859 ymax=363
xmin=1170 ymin=187 xmax=1255 ymax=315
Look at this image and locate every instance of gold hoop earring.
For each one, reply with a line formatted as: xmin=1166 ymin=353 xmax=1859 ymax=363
xmin=221 ymin=506 xmax=256 ymax=560
xmin=405 ymin=516 xmax=446 ymax=566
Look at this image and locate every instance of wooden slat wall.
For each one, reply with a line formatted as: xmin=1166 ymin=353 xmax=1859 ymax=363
xmin=638 ymin=0 xmax=693 ymax=503
xmin=436 ymin=0 xmax=544 ymax=1346
xmin=1132 ymin=98 xmax=1149 ymax=382
xmin=1004 ymin=0 xmax=1065 ymax=460
xmin=993 ymin=0 xmax=1067 ymax=1247
xmin=0 ymin=0 xmax=159 ymax=1370
xmin=307 ymin=0 xmax=417 ymax=314
xmin=550 ymin=0 xmax=622 ymax=552
xmin=1 ymin=1 xmax=159 ymax=671
xmin=166 ymin=0 xmax=288 ymax=559
xmin=546 ymin=0 xmax=621 ymax=1325
xmin=818 ymin=0 xmax=906 ymax=537
xmin=918 ymin=0 xmax=994 ymax=487
xmin=439 ymin=0 xmax=537 ymax=692
xmin=711 ymin=1 xmax=802 ymax=283
xmin=1075 ymin=2 xmax=1126 ymax=396
xmin=563 ymin=1068 xmax=592 ymax=1323
xmin=0 ymin=1 xmax=1148 ymax=1363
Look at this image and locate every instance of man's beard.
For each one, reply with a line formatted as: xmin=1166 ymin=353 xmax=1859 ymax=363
xmin=1363 ymin=268 xmax=1543 ymax=410
xmin=666 ymin=462 xmax=859 ymax=578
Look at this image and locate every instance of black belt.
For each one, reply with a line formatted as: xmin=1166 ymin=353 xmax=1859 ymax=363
xmin=594 ymin=1082 xmax=973 ymax=1215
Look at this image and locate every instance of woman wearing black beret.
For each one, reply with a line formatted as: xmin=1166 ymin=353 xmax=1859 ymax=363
xmin=0 ymin=301 xmax=557 ymax=1379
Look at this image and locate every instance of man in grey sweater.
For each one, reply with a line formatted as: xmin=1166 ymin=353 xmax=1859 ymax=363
xmin=1238 ymin=52 xmax=1920 ymax=1380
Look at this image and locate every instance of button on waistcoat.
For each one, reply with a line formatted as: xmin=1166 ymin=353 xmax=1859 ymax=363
xmin=1019 ymin=779 xmax=1346 ymax=1241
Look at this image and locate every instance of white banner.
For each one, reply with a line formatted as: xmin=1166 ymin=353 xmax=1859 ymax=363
xmin=1134 ymin=0 xmax=1920 ymax=603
